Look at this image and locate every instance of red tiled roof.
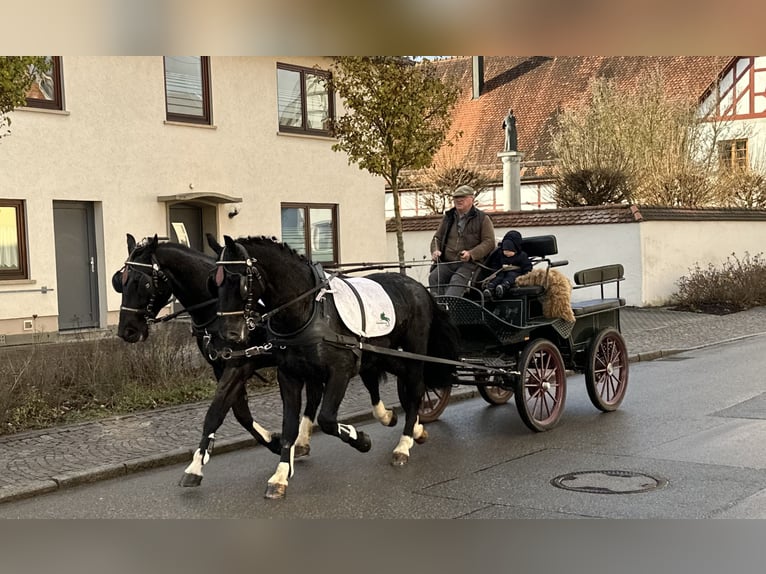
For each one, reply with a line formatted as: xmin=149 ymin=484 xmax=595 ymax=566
xmin=428 ymin=56 xmax=734 ymax=177
xmin=386 ymin=204 xmax=766 ymax=232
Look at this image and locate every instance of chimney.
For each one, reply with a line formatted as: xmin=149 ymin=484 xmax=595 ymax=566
xmin=472 ymin=56 xmax=484 ymax=99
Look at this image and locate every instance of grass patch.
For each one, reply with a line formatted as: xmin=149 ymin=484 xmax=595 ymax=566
xmin=0 ymin=322 xmax=276 ymax=436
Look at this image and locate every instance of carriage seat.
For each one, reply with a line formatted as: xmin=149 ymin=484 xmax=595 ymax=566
xmin=570 ymin=264 xmax=625 ymax=316
xmin=471 ymin=234 xmax=565 ymax=299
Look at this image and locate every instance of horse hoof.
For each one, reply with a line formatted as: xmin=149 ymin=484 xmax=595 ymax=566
xmin=387 ymin=411 xmax=398 ymax=427
xmin=264 ymin=483 xmax=287 ymax=499
xmin=179 ymin=473 xmax=203 ymax=487
xmin=294 ymin=444 xmax=311 ymax=458
xmin=354 ymin=431 xmax=372 ymax=453
xmin=391 ymin=452 xmax=409 ymax=467
xmin=414 ymin=428 xmax=429 ymax=444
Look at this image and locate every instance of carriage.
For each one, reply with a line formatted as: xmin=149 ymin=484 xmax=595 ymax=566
xmin=114 ymin=232 xmax=628 ymax=498
xmin=418 ymin=234 xmax=629 ymax=432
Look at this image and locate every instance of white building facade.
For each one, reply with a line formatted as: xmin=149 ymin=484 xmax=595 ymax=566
xmin=0 ymin=56 xmax=386 ymax=342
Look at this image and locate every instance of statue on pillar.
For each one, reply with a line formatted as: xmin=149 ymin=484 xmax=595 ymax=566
xmin=502 ymin=108 xmax=517 ymax=152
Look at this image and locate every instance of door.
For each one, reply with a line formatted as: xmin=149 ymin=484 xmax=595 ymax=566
xmin=53 ymin=201 xmax=100 ymax=330
xmin=169 ymin=203 xmax=203 ymax=252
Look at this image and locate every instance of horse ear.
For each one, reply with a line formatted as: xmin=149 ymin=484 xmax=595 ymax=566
xmin=223 ymin=235 xmax=236 ymax=249
xmin=127 ymin=233 xmax=136 ymax=254
xmin=206 ymin=233 xmax=222 ymax=255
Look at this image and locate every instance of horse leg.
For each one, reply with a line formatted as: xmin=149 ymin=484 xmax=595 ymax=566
xmin=360 ymin=370 xmax=398 ymax=427
xmin=391 ymin=368 xmax=428 ymax=467
xmin=315 ymin=371 xmax=372 ymax=453
xmin=264 ymin=375 xmax=303 ymax=500
xmin=230 ymin=385 xmax=282 ymax=455
xmin=294 ymin=383 xmax=321 ymax=458
xmin=180 ymin=367 xmax=246 ymax=487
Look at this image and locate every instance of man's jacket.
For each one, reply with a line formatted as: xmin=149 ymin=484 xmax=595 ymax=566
xmin=430 ymin=206 xmax=496 ymax=263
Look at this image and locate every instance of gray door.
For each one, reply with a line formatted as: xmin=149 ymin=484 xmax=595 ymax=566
xmin=53 ymin=201 xmax=99 ymax=330
xmin=169 ymin=204 xmax=203 ymax=252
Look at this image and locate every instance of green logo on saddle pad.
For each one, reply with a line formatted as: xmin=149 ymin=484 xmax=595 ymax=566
xmin=378 ymin=312 xmax=391 ymax=326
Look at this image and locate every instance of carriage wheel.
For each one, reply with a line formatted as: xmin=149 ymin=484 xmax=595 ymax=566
xmin=476 ymin=373 xmax=514 ymax=405
xmin=585 ymin=327 xmax=629 ymax=412
xmin=418 ymin=385 xmax=452 ymax=423
xmin=514 ymin=339 xmax=567 ymax=432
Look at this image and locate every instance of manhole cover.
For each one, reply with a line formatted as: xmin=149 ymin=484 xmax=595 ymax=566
xmin=551 ymin=470 xmax=667 ymax=494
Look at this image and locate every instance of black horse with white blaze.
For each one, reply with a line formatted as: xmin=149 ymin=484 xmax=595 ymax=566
xmin=111 ymin=234 xmax=287 ymax=486
xmin=207 ymin=234 xmax=460 ymax=499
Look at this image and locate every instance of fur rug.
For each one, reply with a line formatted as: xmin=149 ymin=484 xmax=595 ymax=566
xmin=515 ymin=268 xmax=575 ymax=323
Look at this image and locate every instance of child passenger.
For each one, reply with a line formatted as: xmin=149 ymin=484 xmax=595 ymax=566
xmin=482 ymin=230 xmax=532 ymax=300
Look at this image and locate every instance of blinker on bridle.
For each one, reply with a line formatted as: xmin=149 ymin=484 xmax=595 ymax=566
xmin=119 ymin=257 xmax=170 ymax=322
xmin=214 ymin=250 xmax=267 ymax=331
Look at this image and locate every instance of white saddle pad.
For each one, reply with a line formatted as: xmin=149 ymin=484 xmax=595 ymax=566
xmin=329 ymin=276 xmax=396 ymax=338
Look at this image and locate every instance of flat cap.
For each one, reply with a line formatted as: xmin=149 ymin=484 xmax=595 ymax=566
xmin=452 ymin=185 xmax=475 ymax=198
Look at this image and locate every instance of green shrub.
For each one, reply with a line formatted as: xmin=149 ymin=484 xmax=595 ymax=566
xmin=673 ymin=252 xmax=766 ymax=314
xmin=0 ymin=322 xmax=277 ymax=435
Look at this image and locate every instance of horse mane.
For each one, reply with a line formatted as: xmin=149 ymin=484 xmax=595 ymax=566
xmin=131 ymin=238 xmax=215 ymax=265
xmin=237 ymin=235 xmax=309 ymax=263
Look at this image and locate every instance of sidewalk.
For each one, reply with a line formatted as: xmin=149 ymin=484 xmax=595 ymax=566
xmin=2 ymin=306 xmax=765 ymax=504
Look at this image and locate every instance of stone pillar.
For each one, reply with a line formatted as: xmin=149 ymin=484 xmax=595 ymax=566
xmin=498 ymin=151 xmax=524 ymax=211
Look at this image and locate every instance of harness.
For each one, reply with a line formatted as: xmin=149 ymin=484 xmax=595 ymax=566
xmin=213 ymin=249 xmax=337 ymax=359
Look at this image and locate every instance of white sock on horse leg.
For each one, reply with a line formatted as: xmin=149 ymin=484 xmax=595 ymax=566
xmin=372 ymin=401 xmax=393 ymax=425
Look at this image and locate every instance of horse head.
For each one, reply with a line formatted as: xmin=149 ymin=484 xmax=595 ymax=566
xmin=206 ymin=234 xmax=266 ymax=345
xmin=112 ymin=233 xmax=174 ymax=343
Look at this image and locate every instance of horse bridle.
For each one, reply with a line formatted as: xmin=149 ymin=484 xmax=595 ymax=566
xmin=214 ymin=250 xmax=268 ymax=331
xmin=117 ymin=257 xmax=172 ymax=323
xmin=214 ymin=249 xmax=333 ymax=338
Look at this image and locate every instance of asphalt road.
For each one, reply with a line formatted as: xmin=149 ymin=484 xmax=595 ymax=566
xmin=1 ymin=334 xmax=765 ymax=518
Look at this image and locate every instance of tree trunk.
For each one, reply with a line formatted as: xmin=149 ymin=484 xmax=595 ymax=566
xmin=391 ymin=180 xmax=407 ymax=276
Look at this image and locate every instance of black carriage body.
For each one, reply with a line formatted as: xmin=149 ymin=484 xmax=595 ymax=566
xmin=428 ymin=235 xmax=630 ymax=430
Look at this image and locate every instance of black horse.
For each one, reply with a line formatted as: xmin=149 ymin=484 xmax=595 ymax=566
xmin=207 ymin=234 xmax=460 ymax=499
xmin=111 ymin=234 xmax=289 ymax=487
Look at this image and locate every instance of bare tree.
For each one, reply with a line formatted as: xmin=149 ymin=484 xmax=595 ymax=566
xmin=406 ymin=148 xmax=494 ymax=214
xmin=551 ymin=68 xmax=746 ymax=207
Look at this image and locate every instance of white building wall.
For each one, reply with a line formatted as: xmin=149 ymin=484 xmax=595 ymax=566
xmin=0 ymin=57 xmax=386 ymax=336
xmin=388 ymin=223 xmax=642 ymax=305
xmin=389 ymin=218 xmax=766 ymax=307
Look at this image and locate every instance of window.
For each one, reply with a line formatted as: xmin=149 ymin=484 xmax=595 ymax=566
xmin=718 ymin=139 xmax=748 ymax=169
xmin=164 ymin=56 xmax=211 ymax=125
xmin=0 ymin=199 xmax=29 ymax=280
xmin=281 ymin=204 xmax=339 ymax=264
xmin=277 ymin=63 xmax=334 ymax=135
xmin=25 ymin=56 xmax=63 ymax=110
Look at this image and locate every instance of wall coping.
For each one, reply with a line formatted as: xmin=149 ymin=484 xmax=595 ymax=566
xmin=386 ymin=204 xmax=766 ymax=232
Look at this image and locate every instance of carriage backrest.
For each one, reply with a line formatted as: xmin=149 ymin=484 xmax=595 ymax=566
xmin=573 ymin=263 xmax=624 ymax=286
xmin=520 ymin=235 xmax=558 ymax=258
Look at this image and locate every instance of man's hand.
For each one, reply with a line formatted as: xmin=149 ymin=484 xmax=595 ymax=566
xmin=432 ymin=250 xmax=442 ymax=261
xmin=459 ymin=250 xmax=472 ymax=262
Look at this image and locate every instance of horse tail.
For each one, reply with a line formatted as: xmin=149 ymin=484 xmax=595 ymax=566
xmin=423 ymin=295 xmax=460 ymax=389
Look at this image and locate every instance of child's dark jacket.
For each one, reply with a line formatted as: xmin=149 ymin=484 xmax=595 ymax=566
xmin=484 ymin=230 xmax=532 ymax=288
